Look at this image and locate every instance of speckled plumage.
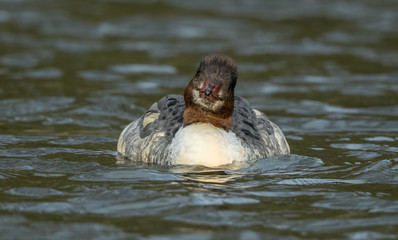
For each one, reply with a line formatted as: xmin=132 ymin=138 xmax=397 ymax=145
xmin=117 ymin=53 xmax=290 ymax=166
xmin=117 ymin=94 xmax=184 ymax=164
xmin=117 ymin=95 xmax=290 ymax=165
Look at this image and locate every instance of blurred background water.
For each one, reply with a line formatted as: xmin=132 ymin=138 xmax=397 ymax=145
xmin=1 ymin=0 xmax=398 ymax=239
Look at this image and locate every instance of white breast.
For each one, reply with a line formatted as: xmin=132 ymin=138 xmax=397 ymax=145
xmin=168 ymin=123 xmax=248 ymax=167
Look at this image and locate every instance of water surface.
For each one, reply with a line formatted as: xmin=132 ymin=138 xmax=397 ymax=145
xmin=1 ymin=0 xmax=398 ymax=239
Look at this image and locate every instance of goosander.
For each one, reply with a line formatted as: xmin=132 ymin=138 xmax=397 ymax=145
xmin=117 ymin=53 xmax=290 ymax=167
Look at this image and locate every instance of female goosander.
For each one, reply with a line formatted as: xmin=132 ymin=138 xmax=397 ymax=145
xmin=117 ymin=53 xmax=290 ymax=167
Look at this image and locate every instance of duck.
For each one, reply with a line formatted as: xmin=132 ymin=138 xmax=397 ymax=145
xmin=117 ymin=53 xmax=290 ymax=167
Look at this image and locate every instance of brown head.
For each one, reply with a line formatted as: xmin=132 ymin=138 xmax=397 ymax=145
xmin=183 ymin=53 xmax=238 ymax=129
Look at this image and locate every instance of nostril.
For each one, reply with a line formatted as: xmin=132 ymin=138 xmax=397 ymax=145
xmin=205 ymin=87 xmax=212 ymax=96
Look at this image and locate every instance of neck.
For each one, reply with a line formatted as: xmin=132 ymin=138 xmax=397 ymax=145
xmin=183 ymin=80 xmax=234 ymax=130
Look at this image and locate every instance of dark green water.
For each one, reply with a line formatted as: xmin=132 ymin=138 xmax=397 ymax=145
xmin=1 ymin=0 xmax=398 ymax=239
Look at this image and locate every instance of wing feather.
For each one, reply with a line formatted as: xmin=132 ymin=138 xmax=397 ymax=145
xmin=117 ymin=94 xmax=184 ymax=164
xmin=118 ymin=95 xmax=289 ymax=163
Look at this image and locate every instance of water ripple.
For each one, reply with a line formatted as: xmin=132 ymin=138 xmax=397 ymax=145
xmin=5 ymin=187 xmax=66 ymax=198
xmin=1 ymin=0 xmax=398 ymax=239
xmin=109 ymin=64 xmax=177 ymax=75
xmin=0 ymin=97 xmax=74 ymax=119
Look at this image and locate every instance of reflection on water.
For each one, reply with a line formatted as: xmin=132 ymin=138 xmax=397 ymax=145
xmin=1 ymin=0 xmax=398 ymax=239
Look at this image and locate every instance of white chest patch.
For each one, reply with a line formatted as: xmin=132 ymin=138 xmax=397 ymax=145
xmin=168 ymin=123 xmax=247 ymax=167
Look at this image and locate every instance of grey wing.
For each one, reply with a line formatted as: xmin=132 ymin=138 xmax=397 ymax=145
xmin=117 ymin=94 xmax=185 ymax=164
xmin=231 ymin=96 xmax=290 ymax=158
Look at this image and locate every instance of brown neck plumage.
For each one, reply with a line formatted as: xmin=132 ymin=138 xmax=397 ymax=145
xmin=183 ymin=80 xmax=234 ymax=130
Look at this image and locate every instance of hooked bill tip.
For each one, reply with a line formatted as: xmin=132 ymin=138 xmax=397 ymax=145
xmin=205 ymin=88 xmax=212 ymax=96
